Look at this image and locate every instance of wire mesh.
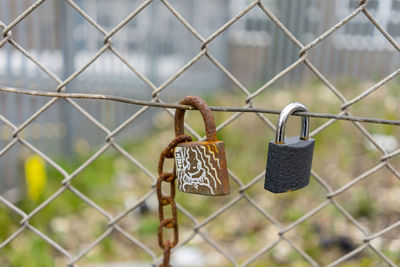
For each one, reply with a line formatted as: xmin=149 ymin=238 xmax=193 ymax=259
xmin=0 ymin=0 xmax=399 ymax=266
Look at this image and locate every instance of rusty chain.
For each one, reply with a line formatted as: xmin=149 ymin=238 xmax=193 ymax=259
xmin=157 ymin=134 xmax=192 ymax=267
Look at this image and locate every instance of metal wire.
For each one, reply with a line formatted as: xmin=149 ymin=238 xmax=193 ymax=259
xmin=1 ymin=86 xmax=400 ymax=126
xmin=0 ymin=0 xmax=399 ymax=266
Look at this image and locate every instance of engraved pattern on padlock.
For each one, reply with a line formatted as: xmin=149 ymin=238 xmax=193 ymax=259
xmin=265 ymin=102 xmax=315 ymax=193
xmin=174 ymin=96 xmax=230 ymax=196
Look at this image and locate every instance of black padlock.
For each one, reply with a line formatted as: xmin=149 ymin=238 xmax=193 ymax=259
xmin=265 ymin=102 xmax=314 ymax=193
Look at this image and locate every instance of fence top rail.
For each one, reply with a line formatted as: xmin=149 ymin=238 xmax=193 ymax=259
xmin=1 ymin=86 xmax=399 ymax=126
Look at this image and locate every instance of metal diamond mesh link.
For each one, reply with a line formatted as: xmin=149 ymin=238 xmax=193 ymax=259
xmin=0 ymin=0 xmax=399 ymax=266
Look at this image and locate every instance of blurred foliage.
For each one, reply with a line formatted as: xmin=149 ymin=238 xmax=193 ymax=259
xmin=1 ymin=79 xmax=400 ymax=266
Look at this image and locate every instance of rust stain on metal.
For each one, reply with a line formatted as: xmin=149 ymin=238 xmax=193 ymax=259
xmin=174 ymin=96 xmax=217 ymax=142
xmin=157 ymin=134 xmax=192 ymax=267
xmin=174 ymin=96 xmax=230 ymax=196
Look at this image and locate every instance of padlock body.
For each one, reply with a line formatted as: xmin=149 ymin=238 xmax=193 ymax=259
xmin=174 ymin=141 xmax=229 ymax=196
xmin=265 ymin=137 xmax=314 ymax=193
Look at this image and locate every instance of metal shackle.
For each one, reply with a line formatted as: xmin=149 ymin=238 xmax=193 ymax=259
xmin=275 ymin=102 xmax=310 ymax=144
xmin=174 ymin=96 xmax=218 ymax=142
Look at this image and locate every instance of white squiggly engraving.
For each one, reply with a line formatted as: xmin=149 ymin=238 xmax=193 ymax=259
xmin=199 ymin=146 xmax=221 ymax=185
xmin=208 ymin=144 xmax=221 ymax=169
xmin=175 ymin=146 xmax=221 ymax=194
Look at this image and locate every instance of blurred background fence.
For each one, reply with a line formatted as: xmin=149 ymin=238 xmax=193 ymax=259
xmin=0 ymin=0 xmax=399 ymax=266
xmin=1 ymin=0 xmax=400 ymax=193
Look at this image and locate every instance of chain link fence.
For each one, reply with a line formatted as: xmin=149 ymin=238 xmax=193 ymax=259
xmin=1 ymin=0 xmax=400 ymax=266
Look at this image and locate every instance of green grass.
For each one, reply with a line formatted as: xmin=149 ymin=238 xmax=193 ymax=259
xmin=1 ymin=79 xmax=400 ymax=266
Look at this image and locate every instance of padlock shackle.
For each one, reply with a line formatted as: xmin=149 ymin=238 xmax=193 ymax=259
xmin=174 ymin=96 xmax=218 ymax=142
xmin=275 ymin=102 xmax=309 ymax=144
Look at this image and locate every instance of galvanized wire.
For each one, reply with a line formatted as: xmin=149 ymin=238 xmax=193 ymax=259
xmin=1 ymin=86 xmax=400 ymax=127
xmin=0 ymin=0 xmax=399 ymax=266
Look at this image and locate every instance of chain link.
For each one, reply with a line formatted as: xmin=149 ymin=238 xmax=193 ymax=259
xmin=157 ymin=134 xmax=192 ymax=267
xmin=0 ymin=0 xmax=399 ymax=266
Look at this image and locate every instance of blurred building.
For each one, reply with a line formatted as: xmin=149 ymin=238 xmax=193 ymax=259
xmin=1 ymin=0 xmax=399 ymax=91
xmin=229 ymin=0 xmax=400 ymax=85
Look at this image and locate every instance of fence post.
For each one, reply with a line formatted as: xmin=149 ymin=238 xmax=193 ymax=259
xmin=147 ymin=2 xmax=159 ymax=86
xmin=58 ymin=1 xmax=74 ymax=156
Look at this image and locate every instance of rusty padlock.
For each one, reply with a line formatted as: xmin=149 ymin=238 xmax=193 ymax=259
xmin=264 ymin=102 xmax=314 ymax=193
xmin=174 ymin=96 xmax=230 ymax=196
